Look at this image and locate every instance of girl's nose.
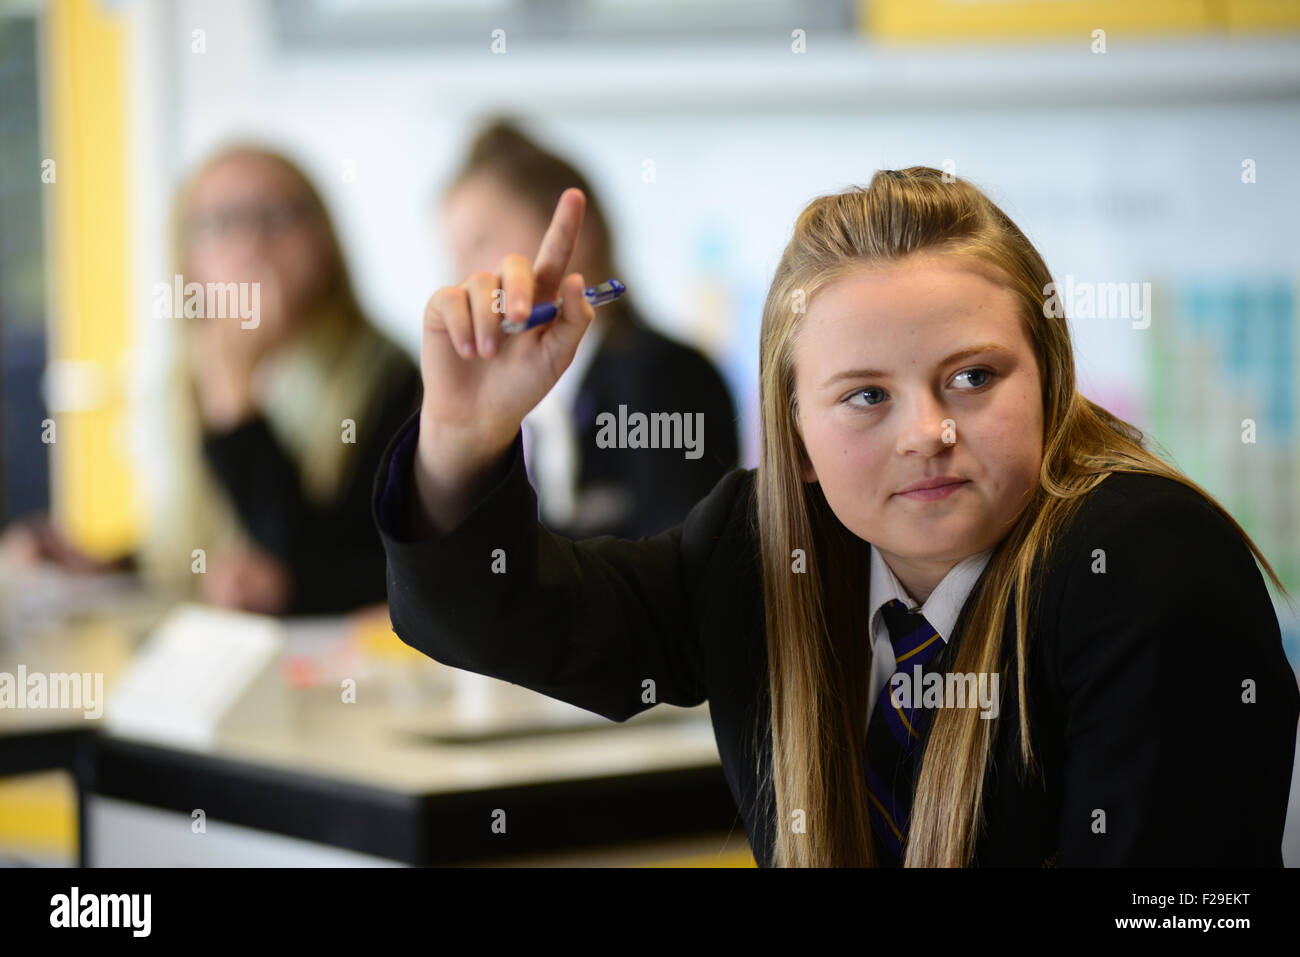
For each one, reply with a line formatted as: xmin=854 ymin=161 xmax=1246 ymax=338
xmin=894 ymin=393 xmax=955 ymax=455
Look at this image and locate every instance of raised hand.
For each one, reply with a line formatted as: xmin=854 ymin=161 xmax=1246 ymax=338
xmin=411 ymin=188 xmax=596 ymax=534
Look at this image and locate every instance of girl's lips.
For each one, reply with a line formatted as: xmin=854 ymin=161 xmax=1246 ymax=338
xmin=896 ymin=480 xmax=969 ymax=502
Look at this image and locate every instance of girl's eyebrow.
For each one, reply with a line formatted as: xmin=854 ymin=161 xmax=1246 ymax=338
xmin=820 ymin=343 xmax=1016 ymax=389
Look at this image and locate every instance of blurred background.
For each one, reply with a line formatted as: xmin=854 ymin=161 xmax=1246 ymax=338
xmin=1 ymin=0 xmax=1298 ymax=867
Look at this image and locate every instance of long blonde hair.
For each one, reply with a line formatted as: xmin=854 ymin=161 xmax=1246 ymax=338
xmin=755 ymin=167 xmax=1291 ymax=867
xmin=135 ymin=144 xmax=413 ymax=599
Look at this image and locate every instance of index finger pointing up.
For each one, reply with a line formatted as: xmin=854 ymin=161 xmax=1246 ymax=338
xmin=532 ymin=188 xmax=586 ymax=305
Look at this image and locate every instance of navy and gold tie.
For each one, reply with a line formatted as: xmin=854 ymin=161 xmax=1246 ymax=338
xmin=863 ymin=598 xmax=947 ymax=867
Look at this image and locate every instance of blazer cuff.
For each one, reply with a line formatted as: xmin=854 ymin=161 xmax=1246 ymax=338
xmin=371 ymin=407 xmax=531 ymax=547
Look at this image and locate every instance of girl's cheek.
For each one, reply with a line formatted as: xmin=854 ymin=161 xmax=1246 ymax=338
xmin=987 ymin=449 xmax=1039 ymax=513
xmin=841 ymin=442 xmax=882 ymax=486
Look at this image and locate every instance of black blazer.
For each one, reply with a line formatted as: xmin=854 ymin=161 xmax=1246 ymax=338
xmin=372 ymin=411 xmax=1300 ymax=866
xmin=554 ymin=304 xmax=740 ymax=541
xmin=201 ymin=356 xmax=423 ymax=615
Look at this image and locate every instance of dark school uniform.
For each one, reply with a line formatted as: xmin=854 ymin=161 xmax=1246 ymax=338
xmin=372 ymin=410 xmax=1300 ymax=866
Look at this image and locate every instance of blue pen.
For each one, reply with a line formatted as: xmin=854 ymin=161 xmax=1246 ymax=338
xmin=501 ymin=278 xmax=626 ymax=334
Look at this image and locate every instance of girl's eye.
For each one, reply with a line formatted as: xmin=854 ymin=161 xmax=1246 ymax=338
xmin=845 ymin=387 xmax=887 ymax=408
xmin=954 ymin=367 xmax=995 ymax=390
xmin=842 ymin=368 xmax=996 ymax=409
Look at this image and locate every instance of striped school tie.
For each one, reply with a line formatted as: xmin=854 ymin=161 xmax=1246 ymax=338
xmin=863 ymin=598 xmax=948 ymax=867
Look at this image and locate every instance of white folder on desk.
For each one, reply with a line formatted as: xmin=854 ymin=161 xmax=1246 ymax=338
xmin=105 ymin=603 xmax=288 ymax=751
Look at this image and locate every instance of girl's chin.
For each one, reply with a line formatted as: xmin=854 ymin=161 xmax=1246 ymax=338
xmin=879 ymin=527 xmax=980 ymax=556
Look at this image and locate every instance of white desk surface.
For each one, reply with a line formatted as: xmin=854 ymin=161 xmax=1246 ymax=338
xmin=0 ymin=590 xmax=724 ymax=797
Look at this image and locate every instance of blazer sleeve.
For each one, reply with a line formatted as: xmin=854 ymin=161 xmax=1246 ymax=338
xmin=371 ymin=408 xmax=750 ymax=722
xmin=1050 ymin=480 xmax=1300 ymax=866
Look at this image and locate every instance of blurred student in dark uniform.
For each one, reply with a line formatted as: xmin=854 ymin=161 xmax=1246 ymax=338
xmin=2 ymin=145 xmax=421 ymax=616
xmin=439 ymin=120 xmax=739 ymax=540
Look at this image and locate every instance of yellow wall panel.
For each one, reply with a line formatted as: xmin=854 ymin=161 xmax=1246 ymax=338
xmin=46 ymin=0 xmax=137 ymax=557
xmin=0 ymin=771 xmax=77 ymax=862
xmin=1225 ymin=0 xmax=1300 ymax=30
xmin=865 ymin=0 xmax=1212 ymax=42
xmin=865 ymin=0 xmax=1300 ymax=41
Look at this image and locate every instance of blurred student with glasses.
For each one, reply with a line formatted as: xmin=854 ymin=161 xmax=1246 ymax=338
xmin=1 ymin=145 xmax=421 ymax=616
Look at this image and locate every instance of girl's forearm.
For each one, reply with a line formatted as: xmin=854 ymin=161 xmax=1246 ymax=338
xmin=410 ymin=415 xmax=517 ymax=538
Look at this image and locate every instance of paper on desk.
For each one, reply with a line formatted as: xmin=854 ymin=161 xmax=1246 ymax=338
xmin=104 ymin=602 xmax=288 ymax=751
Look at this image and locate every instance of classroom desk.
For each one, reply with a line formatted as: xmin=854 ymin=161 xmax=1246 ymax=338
xmin=0 ymin=603 xmax=753 ymax=867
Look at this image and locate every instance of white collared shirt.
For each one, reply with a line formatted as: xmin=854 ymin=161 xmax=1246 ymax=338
xmin=520 ymin=312 xmax=609 ymax=528
xmin=866 ymin=544 xmax=994 ymax=723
